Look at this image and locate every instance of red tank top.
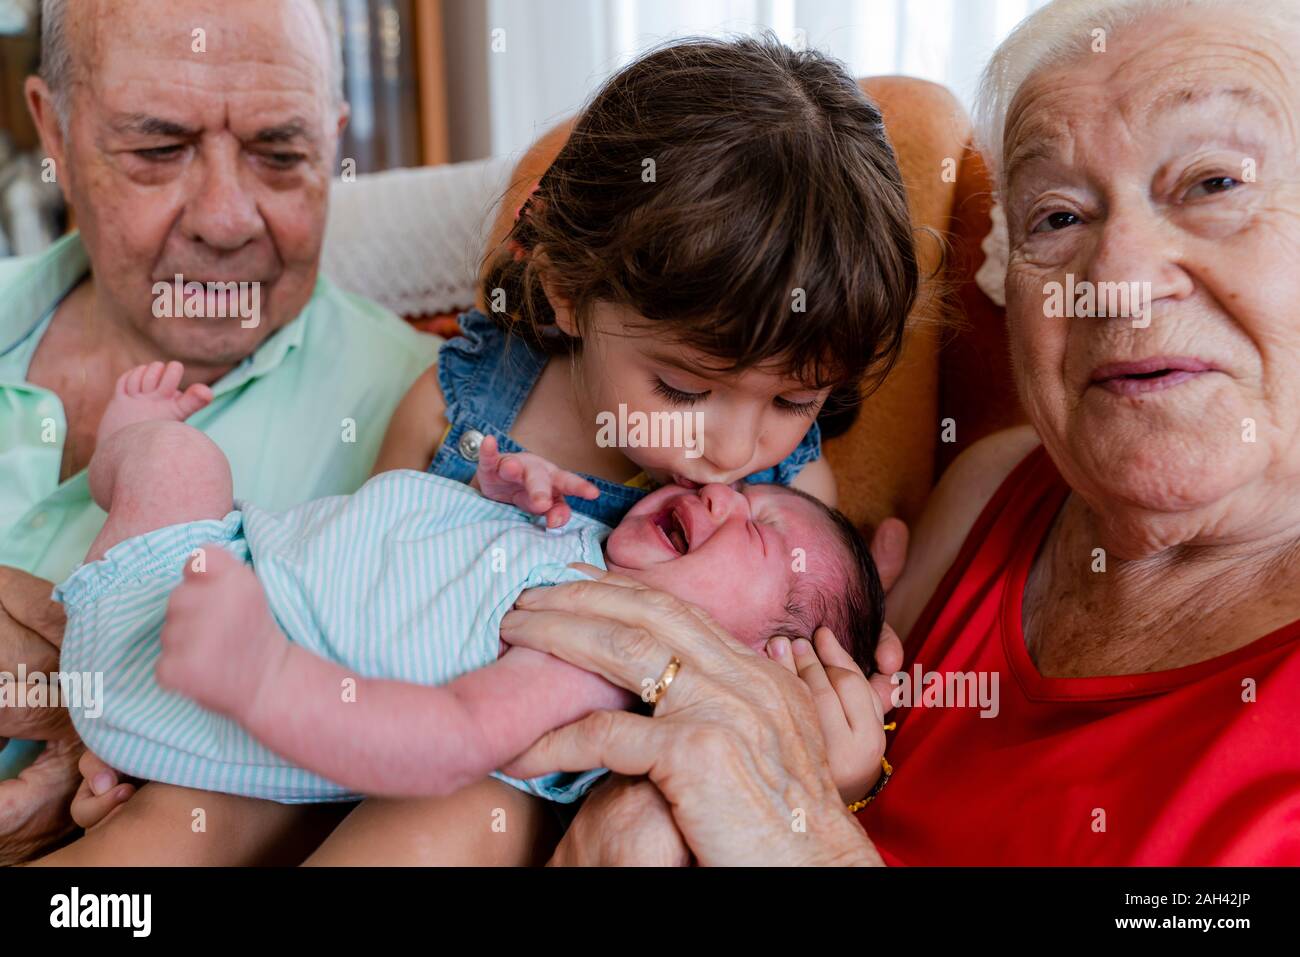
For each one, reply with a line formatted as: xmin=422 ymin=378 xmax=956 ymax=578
xmin=858 ymin=446 xmax=1300 ymax=865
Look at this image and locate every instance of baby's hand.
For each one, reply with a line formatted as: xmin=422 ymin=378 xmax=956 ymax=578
xmin=766 ymin=628 xmax=886 ymax=804
xmin=475 ymin=434 xmax=599 ymax=528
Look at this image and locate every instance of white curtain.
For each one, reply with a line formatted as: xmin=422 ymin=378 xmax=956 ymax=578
xmin=482 ymin=0 xmax=1051 ymax=158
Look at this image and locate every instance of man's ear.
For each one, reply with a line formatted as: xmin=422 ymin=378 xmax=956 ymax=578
xmin=25 ymin=75 xmax=71 ymax=203
xmin=335 ymin=100 xmax=351 ymax=140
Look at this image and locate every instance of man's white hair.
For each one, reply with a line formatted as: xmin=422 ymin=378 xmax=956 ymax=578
xmin=973 ymin=0 xmax=1300 ymax=186
xmin=39 ymin=0 xmax=345 ymax=128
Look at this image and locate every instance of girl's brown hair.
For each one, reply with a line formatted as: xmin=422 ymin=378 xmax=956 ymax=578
xmin=482 ymin=34 xmax=918 ymax=400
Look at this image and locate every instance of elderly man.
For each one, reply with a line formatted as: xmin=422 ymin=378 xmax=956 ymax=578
xmin=0 ymin=0 xmax=439 ymax=862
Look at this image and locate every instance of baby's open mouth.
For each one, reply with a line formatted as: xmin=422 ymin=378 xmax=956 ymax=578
xmin=652 ymin=504 xmax=690 ymax=555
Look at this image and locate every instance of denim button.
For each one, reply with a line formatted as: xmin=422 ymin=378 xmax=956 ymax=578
xmin=458 ymin=428 xmax=484 ymax=462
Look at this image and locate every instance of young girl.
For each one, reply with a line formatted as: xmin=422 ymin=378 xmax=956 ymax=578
xmin=372 ymin=36 xmax=917 ymax=516
xmin=66 ymin=35 xmax=918 ymax=865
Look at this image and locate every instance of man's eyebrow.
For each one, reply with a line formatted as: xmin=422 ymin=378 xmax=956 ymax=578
xmin=110 ymin=114 xmax=199 ymax=138
xmin=248 ymin=118 xmax=317 ymax=146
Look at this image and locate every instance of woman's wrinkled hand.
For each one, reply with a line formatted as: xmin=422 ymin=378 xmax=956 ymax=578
xmin=498 ymin=566 xmax=883 ymax=866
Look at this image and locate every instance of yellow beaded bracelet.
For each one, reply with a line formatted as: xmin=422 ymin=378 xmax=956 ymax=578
xmin=846 ymin=721 xmax=896 ymax=813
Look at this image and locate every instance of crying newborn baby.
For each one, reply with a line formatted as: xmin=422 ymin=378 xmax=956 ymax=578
xmin=56 ymin=362 xmax=884 ymax=806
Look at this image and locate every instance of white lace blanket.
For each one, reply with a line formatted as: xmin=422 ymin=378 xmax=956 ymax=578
xmin=322 ymin=156 xmax=514 ymax=316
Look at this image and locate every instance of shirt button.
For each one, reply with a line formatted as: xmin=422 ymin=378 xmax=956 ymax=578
xmin=458 ymin=429 xmax=485 ymax=462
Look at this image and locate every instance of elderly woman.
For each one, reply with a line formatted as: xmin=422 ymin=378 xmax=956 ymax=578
xmin=499 ymin=0 xmax=1300 ymax=865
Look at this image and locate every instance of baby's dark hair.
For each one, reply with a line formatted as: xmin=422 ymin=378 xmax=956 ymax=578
xmin=769 ymin=485 xmax=886 ymax=676
xmin=482 ymin=34 xmax=918 ymax=400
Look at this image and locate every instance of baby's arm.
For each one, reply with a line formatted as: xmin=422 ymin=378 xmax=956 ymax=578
xmin=252 ymin=645 xmax=632 ymax=797
xmin=157 ymin=571 xmax=635 ymax=798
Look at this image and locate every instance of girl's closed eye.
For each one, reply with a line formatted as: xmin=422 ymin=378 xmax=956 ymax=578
xmin=654 ymin=375 xmax=821 ymax=417
xmin=775 ymin=395 xmax=820 ymax=417
xmin=652 ymin=377 xmax=709 ymax=406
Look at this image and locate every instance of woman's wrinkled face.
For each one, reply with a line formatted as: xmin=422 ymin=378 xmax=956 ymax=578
xmin=1002 ymin=11 xmax=1300 ymax=542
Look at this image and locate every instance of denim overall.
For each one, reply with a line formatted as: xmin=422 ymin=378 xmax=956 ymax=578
xmin=429 ymin=309 xmax=822 ymax=527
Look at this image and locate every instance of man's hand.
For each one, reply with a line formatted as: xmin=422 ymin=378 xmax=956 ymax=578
xmin=0 ymin=566 xmax=81 ymax=865
xmin=474 ymin=435 xmax=599 ymax=528
xmin=549 ymin=775 xmax=691 ymax=866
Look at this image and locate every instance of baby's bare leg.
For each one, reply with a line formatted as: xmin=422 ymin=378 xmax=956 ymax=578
xmin=303 ymin=778 xmax=559 ymax=866
xmin=31 ymin=781 xmax=352 ymax=866
xmin=86 ymin=361 xmax=228 ymax=563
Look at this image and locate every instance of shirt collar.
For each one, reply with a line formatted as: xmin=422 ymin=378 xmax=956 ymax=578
xmin=208 ymin=290 xmax=310 ymax=397
xmin=0 ymin=232 xmax=89 ymax=359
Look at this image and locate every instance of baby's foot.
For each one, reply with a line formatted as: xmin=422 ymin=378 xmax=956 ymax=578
xmin=97 ymin=361 xmax=213 ymax=451
xmin=157 ymin=545 xmax=286 ymax=722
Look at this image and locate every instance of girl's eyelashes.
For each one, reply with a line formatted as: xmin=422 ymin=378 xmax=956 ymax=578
xmin=652 ymin=378 xmax=709 ymax=406
xmin=652 ymin=376 xmax=822 ymax=416
xmin=775 ymin=396 xmax=820 ymax=417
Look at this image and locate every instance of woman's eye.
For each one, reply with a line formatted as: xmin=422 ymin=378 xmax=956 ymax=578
xmin=652 ymin=378 xmax=709 ymax=406
xmin=1031 ymin=211 xmax=1082 ymax=234
xmin=1186 ymin=175 xmax=1241 ymax=199
xmin=135 ymin=145 xmax=184 ymax=161
xmin=774 ymin=396 xmax=819 ymax=417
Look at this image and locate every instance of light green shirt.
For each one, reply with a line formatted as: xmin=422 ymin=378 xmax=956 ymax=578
xmin=0 ymin=233 xmax=441 ymax=777
xmin=0 ymin=234 xmax=441 ymax=584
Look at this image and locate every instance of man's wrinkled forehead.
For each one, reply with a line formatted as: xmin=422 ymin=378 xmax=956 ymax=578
xmin=78 ymin=0 xmax=334 ymax=118
xmin=1003 ymin=17 xmax=1300 ymax=187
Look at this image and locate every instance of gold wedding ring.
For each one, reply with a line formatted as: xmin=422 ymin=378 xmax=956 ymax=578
xmin=645 ymin=656 xmax=681 ymax=706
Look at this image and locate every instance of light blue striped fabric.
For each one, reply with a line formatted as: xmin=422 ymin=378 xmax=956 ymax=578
xmin=55 ymin=470 xmax=611 ymax=804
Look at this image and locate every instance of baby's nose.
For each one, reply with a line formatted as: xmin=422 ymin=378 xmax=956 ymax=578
xmin=699 ymin=483 xmax=748 ymax=519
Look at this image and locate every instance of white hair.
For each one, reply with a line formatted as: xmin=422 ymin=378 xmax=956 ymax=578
xmin=39 ymin=0 xmax=344 ymax=128
xmin=973 ymin=0 xmax=1300 ymax=187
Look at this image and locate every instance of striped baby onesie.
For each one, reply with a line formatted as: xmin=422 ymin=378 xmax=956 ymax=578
xmin=56 ymin=470 xmax=611 ymax=804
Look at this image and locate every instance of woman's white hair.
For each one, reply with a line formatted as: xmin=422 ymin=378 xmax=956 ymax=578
xmin=973 ymin=0 xmax=1300 ymax=186
xmin=38 ymin=0 xmax=345 ymax=129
